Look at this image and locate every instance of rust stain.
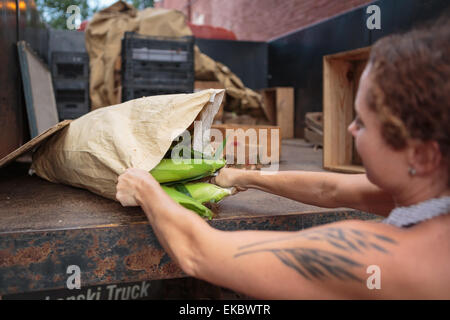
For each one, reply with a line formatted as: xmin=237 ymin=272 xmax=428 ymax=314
xmin=86 ymin=248 xmax=95 ymax=258
xmin=161 ymin=261 xmax=184 ymax=276
xmin=124 ymin=247 xmax=164 ymax=273
xmin=0 ymin=242 xmax=52 ymax=267
xmin=85 ymin=234 xmax=99 ymax=258
xmin=94 ymin=256 xmax=116 ymax=279
xmin=5 ymin=286 xmax=21 ymax=294
xmin=52 ymin=274 xmax=63 ymax=283
xmin=115 ymin=237 xmax=128 ymax=247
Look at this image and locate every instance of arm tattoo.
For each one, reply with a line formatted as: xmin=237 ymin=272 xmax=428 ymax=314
xmin=235 ymin=247 xmax=364 ymax=281
xmin=234 ymin=227 xmax=397 ymax=282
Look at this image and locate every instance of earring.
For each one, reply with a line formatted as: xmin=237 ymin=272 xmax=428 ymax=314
xmin=408 ymin=167 xmax=416 ymax=176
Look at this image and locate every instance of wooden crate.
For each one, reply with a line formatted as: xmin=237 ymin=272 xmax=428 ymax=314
xmin=304 ymin=112 xmax=323 ymax=147
xmin=305 ymin=112 xmax=323 ymax=134
xmin=323 ymin=46 xmax=370 ymax=174
xmin=194 ymin=81 xmax=225 ymax=91
xmin=304 ymin=127 xmax=323 ymax=147
xmin=260 ymin=87 xmax=294 ymax=139
xmin=211 ymin=124 xmax=281 ymax=164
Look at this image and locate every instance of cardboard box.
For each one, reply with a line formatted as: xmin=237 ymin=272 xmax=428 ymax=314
xmin=211 ymin=124 xmax=281 ymax=164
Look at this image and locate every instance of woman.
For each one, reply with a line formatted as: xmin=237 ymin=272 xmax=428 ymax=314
xmin=116 ymin=21 xmax=449 ymax=299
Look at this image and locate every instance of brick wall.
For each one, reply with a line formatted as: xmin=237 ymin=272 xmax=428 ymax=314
xmin=155 ymin=0 xmax=374 ymax=41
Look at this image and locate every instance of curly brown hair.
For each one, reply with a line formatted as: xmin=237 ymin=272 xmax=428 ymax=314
xmin=366 ymin=16 xmax=450 ymax=183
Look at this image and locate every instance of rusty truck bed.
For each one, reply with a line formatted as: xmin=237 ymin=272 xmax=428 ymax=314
xmin=0 ymin=139 xmax=377 ymax=295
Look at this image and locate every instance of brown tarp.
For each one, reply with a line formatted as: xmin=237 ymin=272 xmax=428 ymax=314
xmin=85 ymin=1 xmax=263 ymax=113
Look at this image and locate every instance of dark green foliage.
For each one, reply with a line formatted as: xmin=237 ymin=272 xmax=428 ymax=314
xmin=35 ymin=0 xmax=94 ymax=29
xmin=35 ymin=0 xmax=154 ymax=30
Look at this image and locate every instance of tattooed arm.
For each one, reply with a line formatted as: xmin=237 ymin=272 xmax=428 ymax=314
xmin=192 ymin=218 xmax=450 ymax=299
xmin=193 ymin=221 xmax=402 ymax=299
xmin=117 ymin=168 xmax=448 ymax=299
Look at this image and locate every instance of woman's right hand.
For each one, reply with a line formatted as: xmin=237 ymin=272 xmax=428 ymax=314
xmin=211 ymin=167 xmax=249 ymax=191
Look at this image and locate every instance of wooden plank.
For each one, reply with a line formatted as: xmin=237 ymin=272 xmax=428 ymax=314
xmin=325 ymin=46 xmax=371 ymax=61
xmin=0 ymin=8 xmax=25 ymax=161
xmin=323 ymin=164 xmax=365 ymax=174
xmin=275 ymin=87 xmax=294 ymax=139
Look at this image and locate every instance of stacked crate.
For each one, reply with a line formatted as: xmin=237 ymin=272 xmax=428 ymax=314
xmin=121 ymin=32 xmax=195 ymax=102
xmin=51 ymin=52 xmax=89 ymax=120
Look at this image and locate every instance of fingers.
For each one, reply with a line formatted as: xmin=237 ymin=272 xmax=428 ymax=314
xmin=116 ymin=169 xmax=139 ymax=207
xmin=116 ymin=189 xmax=139 ymax=206
xmin=210 ymin=168 xmax=248 ymax=193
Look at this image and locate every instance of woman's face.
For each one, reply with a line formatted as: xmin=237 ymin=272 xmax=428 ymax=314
xmin=348 ymin=66 xmax=410 ymax=192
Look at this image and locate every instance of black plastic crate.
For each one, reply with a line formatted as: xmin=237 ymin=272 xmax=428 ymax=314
xmin=122 ymin=85 xmax=192 ymax=102
xmin=122 ymin=32 xmax=194 ymax=62
xmin=56 ymin=101 xmax=90 ymax=120
xmin=53 ymin=79 xmax=90 ymax=120
xmin=122 ymin=60 xmax=194 ymax=87
xmin=53 ymin=78 xmax=88 ymax=91
xmin=51 ymin=51 xmax=89 ymax=79
xmin=121 ymin=32 xmax=194 ymax=91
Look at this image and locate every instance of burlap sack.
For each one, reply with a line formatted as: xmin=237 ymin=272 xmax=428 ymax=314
xmin=85 ymin=1 xmax=263 ymax=116
xmin=31 ymin=89 xmax=225 ymax=200
xmin=85 ymin=1 xmax=192 ymax=109
xmin=85 ymin=1 xmax=137 ymax=109
xmin=194 ymin=45 xmax=217 ymax=81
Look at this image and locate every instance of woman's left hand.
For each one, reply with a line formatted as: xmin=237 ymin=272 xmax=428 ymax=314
xmin=116 ymin=168 xmax=159 ymax=207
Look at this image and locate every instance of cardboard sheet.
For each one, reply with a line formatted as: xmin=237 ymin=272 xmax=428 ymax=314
xmin=17 ymin=41 xmax=59 ymax=138
xmin=0 ymin=120 xmax=71 ymax=168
